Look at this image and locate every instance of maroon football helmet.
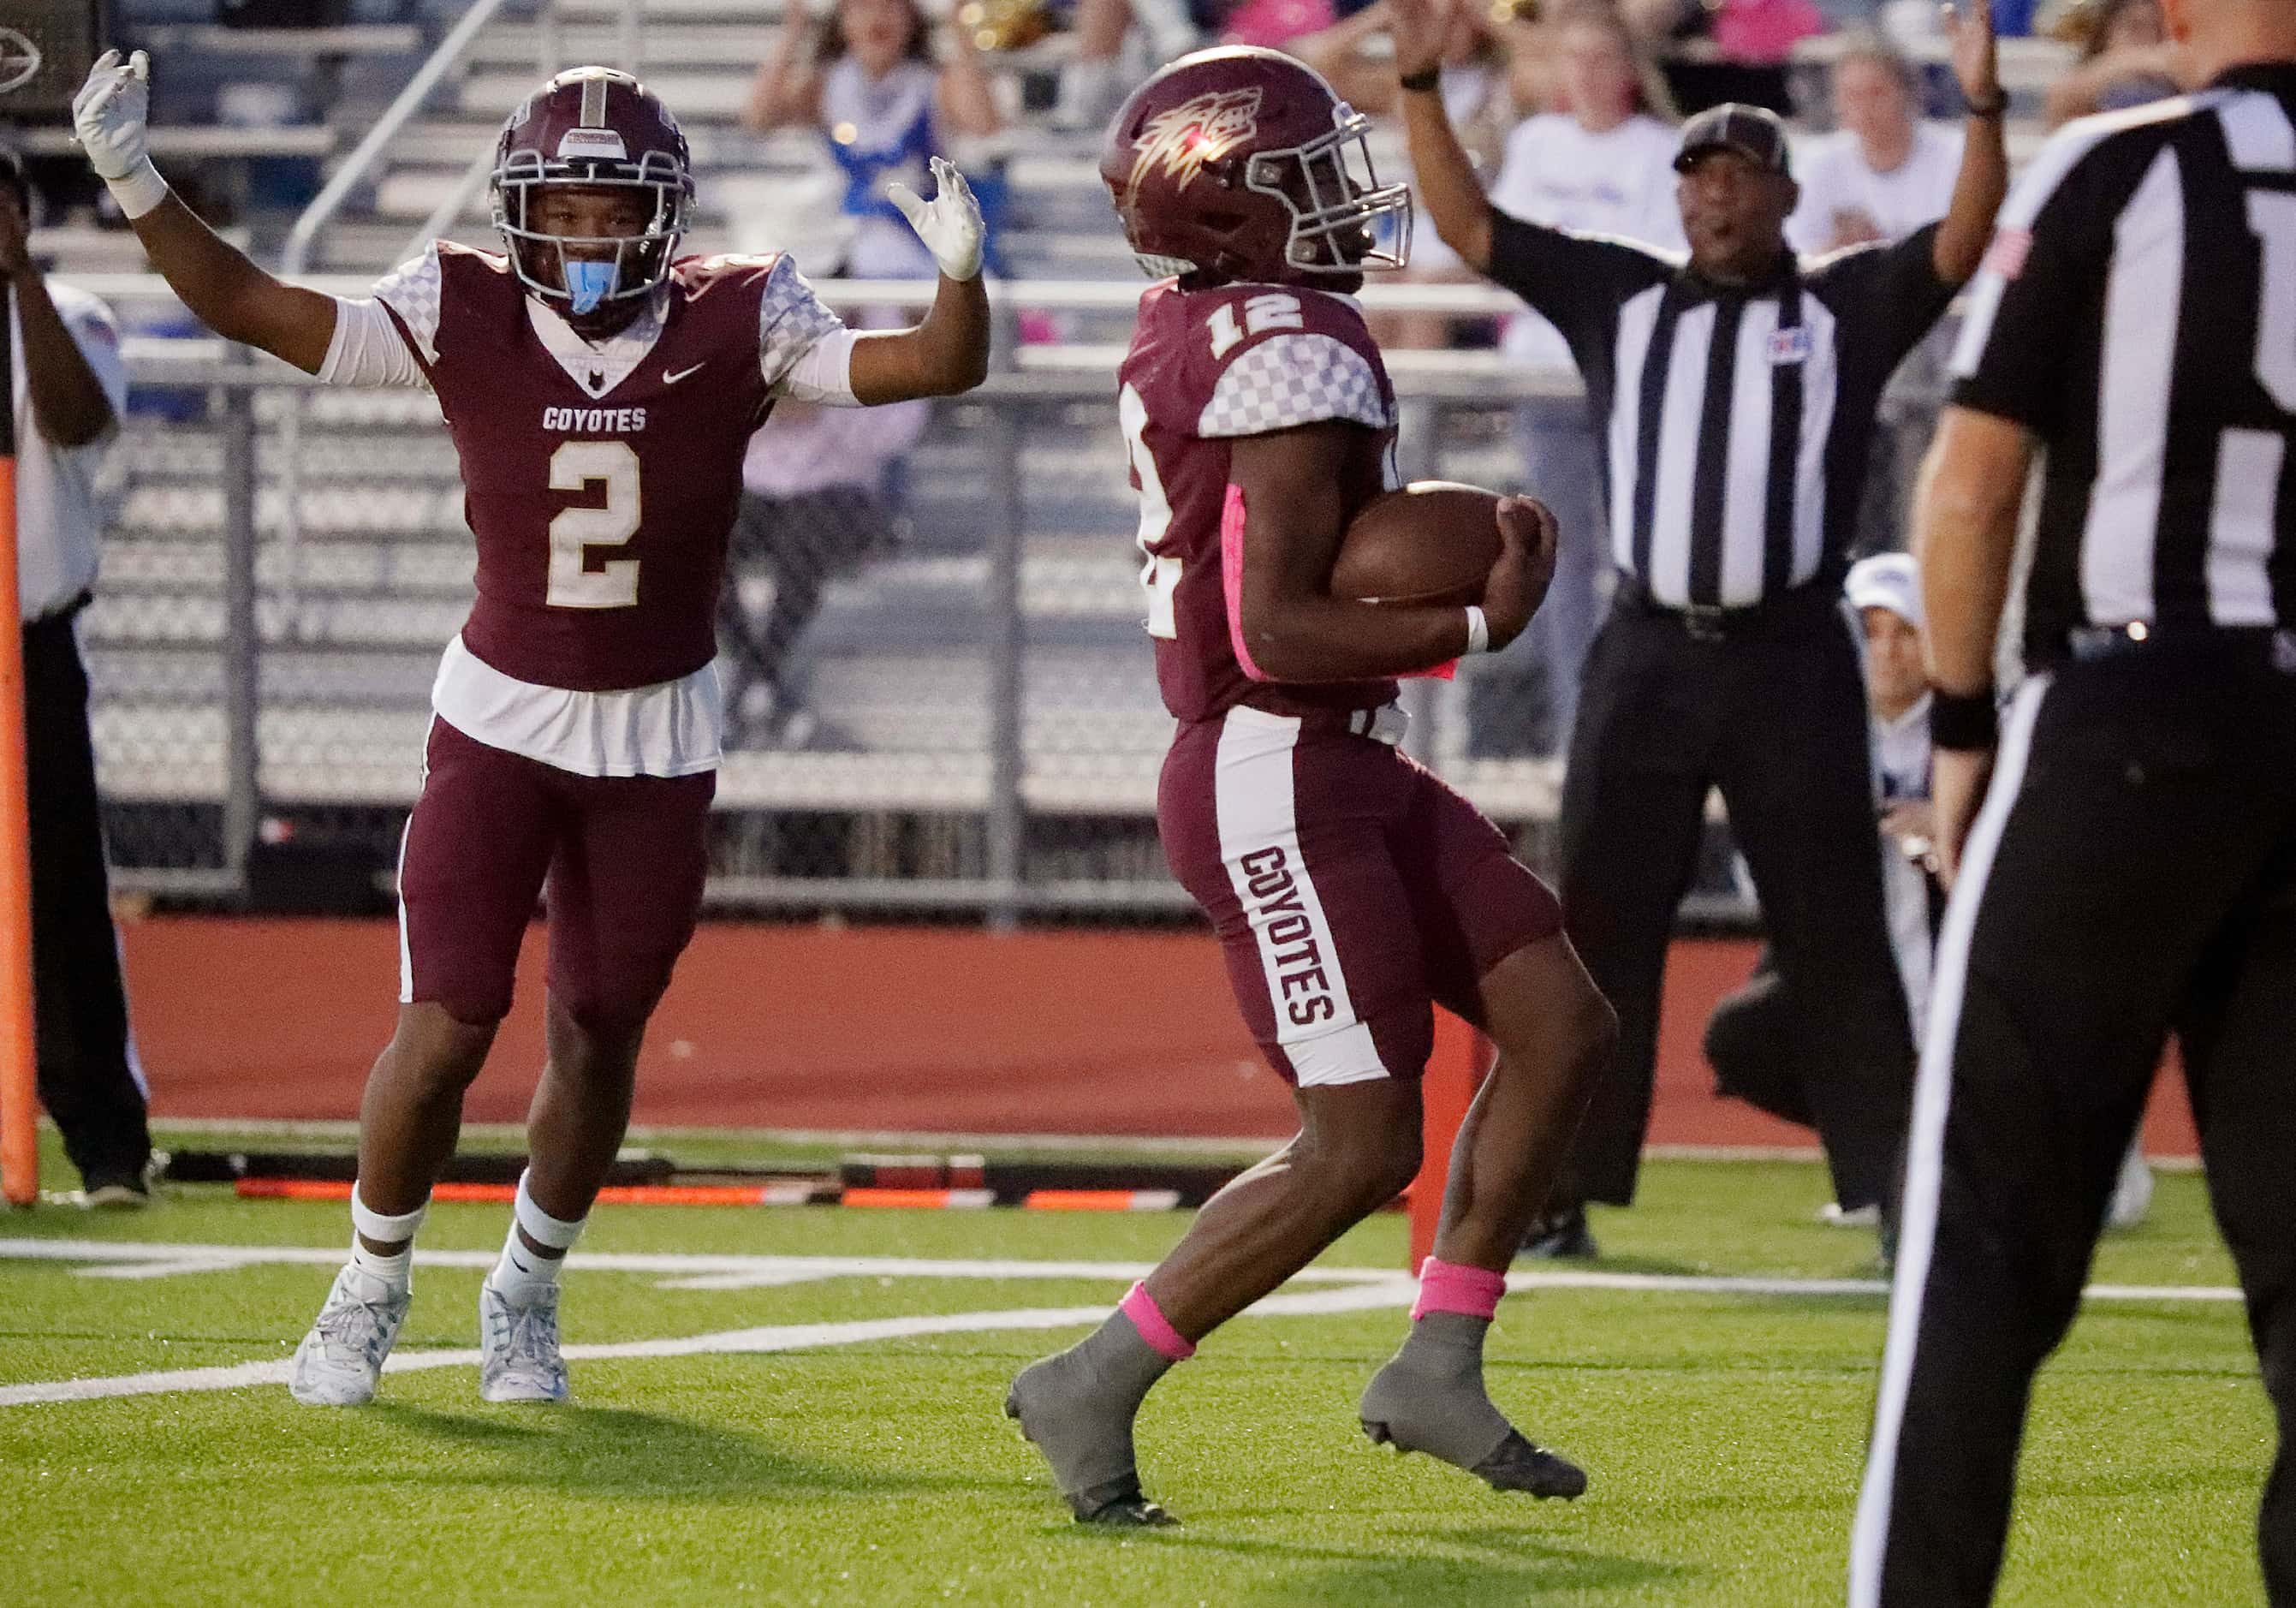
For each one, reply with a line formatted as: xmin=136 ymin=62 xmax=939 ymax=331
xmin=491 ymin=66 xmax=693 ymax=320
xmin=1100 ymin=46 xmax=1411 ymax=285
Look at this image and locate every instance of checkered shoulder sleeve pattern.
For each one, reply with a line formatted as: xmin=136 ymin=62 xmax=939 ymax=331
xmin=1196 ymin=333 xmax=1390 ymax=439
xmin=368 ymin=242 xmax=447 ymax=366
xmin=758 ymin=254 xmax=849 ymax=392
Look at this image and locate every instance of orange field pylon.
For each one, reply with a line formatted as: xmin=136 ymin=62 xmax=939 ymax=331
xmin=1406 ymin=1010 xmax=1491 ymax=1270
xmin=0 ymin=453 xmax=36 ymax=1207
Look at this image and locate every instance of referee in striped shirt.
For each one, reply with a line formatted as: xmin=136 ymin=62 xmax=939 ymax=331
xmin=1853 ymin=1 xmax=2296 ymax=1599
xmin=1392 ymin=0 xmax=2008 ymax=1251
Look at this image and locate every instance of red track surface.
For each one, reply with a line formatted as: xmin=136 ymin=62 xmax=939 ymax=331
xmin=121 ymin=918 xmax=2198 ymax=1156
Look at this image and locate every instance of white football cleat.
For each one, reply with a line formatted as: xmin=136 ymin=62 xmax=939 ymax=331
xmin=289 ymin=1266 xmax=409 ymax=1407
xmin=479 ymin=1282 xmax=570 ymax=1403
xmin=2107 ymin=1145 xmax=2156 ymax=1230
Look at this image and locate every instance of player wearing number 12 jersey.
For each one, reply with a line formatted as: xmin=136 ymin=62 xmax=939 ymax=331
xmin=1008 ymin=47 xmax=1618 ymax=1526
xmin=72 ymin=55 xmax=990 ymax=1406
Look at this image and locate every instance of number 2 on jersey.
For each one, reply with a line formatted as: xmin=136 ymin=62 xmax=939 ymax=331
xmin=545 ymin=440 xmax=641 ymax=609
xmin=1120 ymin=384 xmax=1181 ymax=639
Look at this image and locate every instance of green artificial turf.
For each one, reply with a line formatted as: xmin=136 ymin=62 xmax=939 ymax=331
xmin=0 ymin=1128 xmax=2269 ymax=1606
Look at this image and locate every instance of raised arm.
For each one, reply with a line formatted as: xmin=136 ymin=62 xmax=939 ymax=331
xmin=744 ymin=10 xmax=822 ymax=133
xmin=74 ymin=51 xmax=337 ymax=373
xmin=1932 ymin=0 xmax=2010 ymax=286
xmin=1 ymin=206 xmax=116 ymax=447
xmin=934 ymin=19 xmax=1005 ymax=140
xmin=1230 ymin=424 xmax=1553 ymax=682
xmin=1388 ymin=0 xmax=1494 ymax=271
xmin=845 ymin=157 xmax=991 ymax=401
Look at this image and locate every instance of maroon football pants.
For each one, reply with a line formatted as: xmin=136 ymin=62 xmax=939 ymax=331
xmin=396 ymin=717 xmax=715 ymax=1033
xmin=1159 ymin=702 xmax=1562 ymax=1087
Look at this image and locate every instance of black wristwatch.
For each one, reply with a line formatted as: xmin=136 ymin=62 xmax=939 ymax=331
xmin=1966 ymin=92 xmax=2008 ymax=117
xmin=1399 ymin=66 xmax=1442 ymax=92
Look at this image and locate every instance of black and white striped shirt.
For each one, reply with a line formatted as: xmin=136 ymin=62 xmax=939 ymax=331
xmin=1952 ymin=66 xmax=2296 ymax=658
xmin=1489 ymin=213 xmax=1956 ymax=610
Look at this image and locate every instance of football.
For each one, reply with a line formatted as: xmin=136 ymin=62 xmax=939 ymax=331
xmin=1330 ymin=481 xmax=1507 ymax=606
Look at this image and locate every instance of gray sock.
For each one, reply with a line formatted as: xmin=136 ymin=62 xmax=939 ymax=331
xmin=1006 ymin=1311 xmax=1175 ymax=1516
xmin=1359 ymin=1311 xmax=1514 ymax=1469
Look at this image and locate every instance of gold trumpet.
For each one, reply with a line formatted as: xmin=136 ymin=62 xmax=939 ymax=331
xmin=957 ymin=0 xmax=1053 ymax=51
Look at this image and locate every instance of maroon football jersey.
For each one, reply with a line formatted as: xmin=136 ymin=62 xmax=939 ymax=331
xmin=1119 ymin=279 xmax=1401 ymax=724
xmin=379 ymin=242 xmax=836 ymax=693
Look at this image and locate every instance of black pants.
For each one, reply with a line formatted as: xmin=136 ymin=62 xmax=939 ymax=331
xmin=1557 ymin=586 xmax=1914 ymax=1210
xmin=1702 ymin=947 xmax=1817 ymax=1129
xmin=26 ymin=605 xmax=148 ymax=1185
xmin=1854 ymin=645 xmax=2296 ymax=1606
xmin=715 ymin=486 xmax=899 ymax=743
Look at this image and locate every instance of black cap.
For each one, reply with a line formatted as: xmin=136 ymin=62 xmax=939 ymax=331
xmin=1674 ymin=104 xmax=1792 ymax=177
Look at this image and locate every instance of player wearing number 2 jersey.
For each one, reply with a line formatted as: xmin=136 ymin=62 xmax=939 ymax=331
xmin=72 ymin=54 xmax=989 ymax=1407
xmin=1008 ymin=47 xmax=1618 ymax=1527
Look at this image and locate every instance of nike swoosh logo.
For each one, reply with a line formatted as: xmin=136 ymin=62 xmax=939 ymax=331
xmin=663 ymin=362 xmax=705 ymax=385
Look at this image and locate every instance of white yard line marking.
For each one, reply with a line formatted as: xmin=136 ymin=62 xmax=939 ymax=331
xmin=0 ymin=1283 xmax=1426 ymax=1408
xmin=0 ymin=1239 xmax=2245 ymax=1409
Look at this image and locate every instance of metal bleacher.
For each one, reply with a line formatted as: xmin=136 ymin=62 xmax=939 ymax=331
xmin=52 ymin=3 xmax=2061 ymax=906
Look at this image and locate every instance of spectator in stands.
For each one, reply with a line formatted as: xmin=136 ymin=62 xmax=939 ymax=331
xmin=1292 ymin=0 xmax=1530 ymax=348
xmin=717 ymin=394 xmax=929 ymax=749
xmin=746 ymin=0 xmax=1005 ymax=279
xmin=2042 ymin=0 xmax=2177 ymax=125
xmin=1 ymin=146 xmax=154 ymax=1207
xmin=1624 ymin=0 xmax=1822 ymax=115
xmin=1472 ymin=3 xmax=1680 ymax=755
xmin=1053 ymin=0 xmax=1203 ymax=128
xmin=1787 ymin=36 xmax=1965 ymax=253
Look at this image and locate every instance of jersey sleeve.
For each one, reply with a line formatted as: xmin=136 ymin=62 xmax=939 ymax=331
xmin=758 ymin=254 xmax=850 ymax=398
xmin=1809 ymin=223 xmax=1957 ymax=373
xmin=319 ymin=242 xmax=442 ymax=388
xmin=1948 ymin=121 xmax=2135 ymax=432
xmin=1486 ymin=209 xmax=1676 ymax=360
xmin=1197 ymin=331 xmax=1389 ymax=438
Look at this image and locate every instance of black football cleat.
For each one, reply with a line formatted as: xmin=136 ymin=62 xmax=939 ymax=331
xmin=1070 ymin=1473 xmax=1179 ymax=1528
xmin=1361 ymin=1418 xmax=1588 ymax=1500
xmin=1518 ymin=1203 xmax=1599 ymax=1261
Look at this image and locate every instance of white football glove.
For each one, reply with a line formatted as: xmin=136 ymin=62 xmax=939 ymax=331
xmin=74 ymin=49 xmax=170 ymax=218
xmin=887 ymin=156 xmax=985 ymax=283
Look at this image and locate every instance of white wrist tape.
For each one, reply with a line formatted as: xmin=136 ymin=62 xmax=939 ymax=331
xmin=1463 ymin=605 xmax=1492 ymax=656
xmin=105 ymin=158 xmax=170 ymax=221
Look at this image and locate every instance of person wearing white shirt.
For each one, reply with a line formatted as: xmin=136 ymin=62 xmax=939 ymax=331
xmin=1478 ymin=8 xmax=1681 ymax=755
xmin=1785 ymin=39 xmax=1966 ymax=255
xmin=1 ymin=148 xmax=151 ymax=1206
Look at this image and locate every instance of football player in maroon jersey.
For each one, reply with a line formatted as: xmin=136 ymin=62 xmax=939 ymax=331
xmin=1006 ymin=48 xmax=1616 ymax=1524
xmin=73 ymin=54 xmax=990 ymax=1407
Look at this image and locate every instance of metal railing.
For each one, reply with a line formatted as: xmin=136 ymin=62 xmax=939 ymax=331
xmin=82 ymin=276 xmax=1947 ymax=923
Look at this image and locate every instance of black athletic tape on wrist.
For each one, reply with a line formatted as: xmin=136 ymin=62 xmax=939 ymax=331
xmin=1965 ymin=94 xmax=2008 ymax=117
xmin=1930 ymin=688 xmax=2000 ymax=751
xmin=1399 ymin=67 xmax=1442 ymax=92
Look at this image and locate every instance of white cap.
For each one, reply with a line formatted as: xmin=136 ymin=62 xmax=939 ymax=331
xmin=1845 ymin=551 xmax=1924 ymax=632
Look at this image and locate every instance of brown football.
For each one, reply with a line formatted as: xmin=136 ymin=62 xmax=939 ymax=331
xmin=1330 ymin=481 xmax=1505 ymax=606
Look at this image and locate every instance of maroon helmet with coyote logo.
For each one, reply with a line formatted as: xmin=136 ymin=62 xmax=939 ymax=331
xmin=491 ymin=65 xmax=693 ymax=323
xmin=1098 ymin=46 xmax=1411 ymax=286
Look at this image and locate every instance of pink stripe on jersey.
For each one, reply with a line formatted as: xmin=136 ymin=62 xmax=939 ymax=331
xmin=1120 ymin=1280 xmax=1197 ymax=1361
xmin=1411 ymin=1256 xmax=1506 ymax=1322
xmin=1219 ymin=483 xmax=1275 ymax=682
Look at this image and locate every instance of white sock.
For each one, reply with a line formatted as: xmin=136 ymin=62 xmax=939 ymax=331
xmin=488 ymin=1171 xmax=585 ymax=1304
xmin=348 ymin=1188 xmax=427 ymax=1296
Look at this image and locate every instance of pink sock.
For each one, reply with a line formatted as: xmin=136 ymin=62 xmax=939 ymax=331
xmin=1411 ymin=1256 xmax=1507 ymax=1322
xmin=1119 ymin=1281 xmax=1196 ymax=1361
